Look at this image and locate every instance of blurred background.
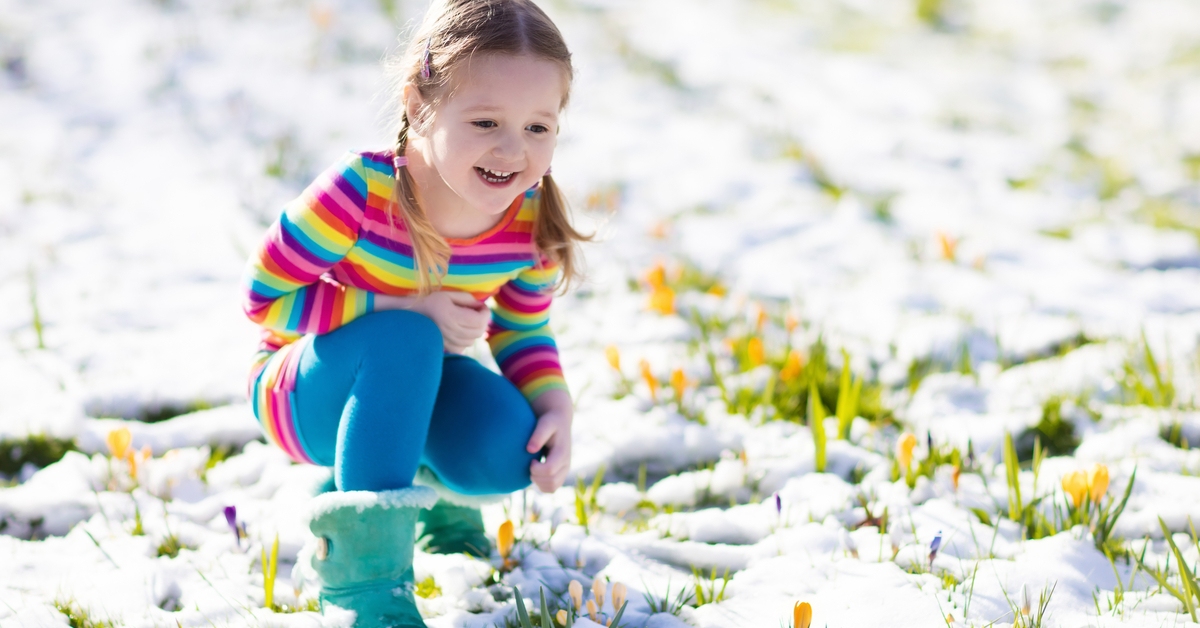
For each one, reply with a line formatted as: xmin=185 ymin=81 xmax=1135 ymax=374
xmin=2 ymin=0 xmax=1200 ymax=439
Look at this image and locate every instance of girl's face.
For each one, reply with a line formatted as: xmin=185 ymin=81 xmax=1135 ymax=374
xmin=415 ymin=54 xmax=566 ymax=217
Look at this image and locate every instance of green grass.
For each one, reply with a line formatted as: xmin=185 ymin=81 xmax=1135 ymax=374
xmin=691 ymin=566 xmax=730 ymax=607
xmin=155 ymin=532 xmax=195 ymax=559
xmin=136 ymin=400 xmax=216 ymax=424
xmin=1161 ymin=422 xmax=1191 ymax=449
xmin=1134 ymin=517 xmax=1200 ymax=621
xmin=0 ymin=434 xmax=76 ymax=477
xmin=1015 ymin=396 xmax=1080 ymax=461
xmin=1120 ymin=332 xmax=1176 ymax=408
xmin=415 ymin=575 xmax=442 ymax=599
xmin=27 ymin=264 xmax=45 ymax=349
xmin=53 ymin=598 xmax=113 ymax=628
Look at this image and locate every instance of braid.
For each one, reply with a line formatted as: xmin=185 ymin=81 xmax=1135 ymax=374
xmin=388 ymin=110 xmax=451 ymax=294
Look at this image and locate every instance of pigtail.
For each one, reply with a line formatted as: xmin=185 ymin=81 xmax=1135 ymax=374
xmin=534 ymin=172 xmax=590 ymax=292
xmin=389 ymin=113 xmax=452 ymax=295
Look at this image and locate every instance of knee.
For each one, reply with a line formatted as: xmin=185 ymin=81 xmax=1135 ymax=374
xmin=348 ymin=310 xmax=443 ymax=361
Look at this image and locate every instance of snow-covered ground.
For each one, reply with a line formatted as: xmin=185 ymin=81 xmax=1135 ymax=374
xmin=4 ymin=0 xmax=1200 ymax=626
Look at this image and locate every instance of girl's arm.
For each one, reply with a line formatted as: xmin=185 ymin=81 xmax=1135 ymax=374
xmin=241 ymin=154 xmax=375 ymax=335
xmin=486 ymin=255 xmax=569 ymax=401
xmin=487 ymin=256 xmax=573 ymax=492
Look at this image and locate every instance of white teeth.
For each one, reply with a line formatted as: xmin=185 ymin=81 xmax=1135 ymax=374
xmin=477 ymin=167 xmax=516 ymax=183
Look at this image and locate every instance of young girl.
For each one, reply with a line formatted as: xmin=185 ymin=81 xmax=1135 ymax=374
xmin=240 ymin=1 xmax=585 ymax=625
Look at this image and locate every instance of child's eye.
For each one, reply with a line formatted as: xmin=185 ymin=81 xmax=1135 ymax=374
xmin=527 ymin=124 xmax=550 ymax=134
xmin=472 ymin=120 xmax=497 ymax=129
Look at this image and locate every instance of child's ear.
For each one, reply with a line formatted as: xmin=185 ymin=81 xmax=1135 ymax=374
xmin=403 ymin=84 xmax=427 ymax=135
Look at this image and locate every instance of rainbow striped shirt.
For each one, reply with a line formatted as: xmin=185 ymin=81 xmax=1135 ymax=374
xmin=240 ymin=150 xmax=567 ymax=461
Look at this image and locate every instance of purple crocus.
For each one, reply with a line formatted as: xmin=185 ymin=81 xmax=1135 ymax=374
xmin=929 ymin=531 xmax=943 ymax=566
xmin=224 ymin=506 xmax=243 ymax=549
xmin=775 ymin=493 xmax=782 ymax=516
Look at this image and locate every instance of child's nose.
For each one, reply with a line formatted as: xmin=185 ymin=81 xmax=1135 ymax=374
xmin=492 ymin=130 xmax=524 ymax=160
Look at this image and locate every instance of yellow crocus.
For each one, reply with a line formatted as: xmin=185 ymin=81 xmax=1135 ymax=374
xmin=755 ymin=305 xmax=768 ymax=332
xmin=640 ymin=360 xmax=659 ymax=403
xmin=498 ymin=520 xmax=514 ymax=561
xmin=593 ymin=578 xmax=606 ymax=609
xmin=586 ymin=599 xmax=598 ymax=622
xmin=794 ymin=601 xmax=812 ymax=628
xmin=780 ymin=351 xmax=804 ymax=382
xmin=612 ymin=582 xmax=627 ymax=611
xmin=897 ymin=433 xmax=917 ymax=471
xmin=936 ymin=231 xmax=958 ymax=262
xmin=786 ymin=312 xmax=799 ymax=335
xmin=1062 ymin=470 xmax=1088 ymax=509
xmin=569 ymin=580 xmax=583 ymax=610
xmin=747 ymin=337 xmax=765 ymax=367
xmin=648 ymin=285 xmax=676 ymax=315
xmin=556 ymin=610 xmax=568 ymax=625
xmin=1088 ymin=464 xmax=1109 ymax=503
xmin=670 ymin=368 xmax=688 ymax=402
xmin=605 ymin=345 xmax=621 ymax=371
xmin=645 ymin=263 xmax=666 ymax=289
xmin=106 ymin=427 xmax=132 ymax=460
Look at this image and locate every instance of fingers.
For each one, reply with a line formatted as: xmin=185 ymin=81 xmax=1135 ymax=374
xmin=446 ymin=291 xmax=485 ymax=310
xmin=526 ymin=417 xmax=555 ymax=454
xmin=530 ymin=431 xmax=570 ymax=493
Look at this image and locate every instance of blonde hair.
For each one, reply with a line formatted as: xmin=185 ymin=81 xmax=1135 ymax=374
xmin=385 ymin=0 xmax=588 ymax=294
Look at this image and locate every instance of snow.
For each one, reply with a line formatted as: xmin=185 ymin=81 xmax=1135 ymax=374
xmin=4 ymin=0 xmax=1200 ymax=626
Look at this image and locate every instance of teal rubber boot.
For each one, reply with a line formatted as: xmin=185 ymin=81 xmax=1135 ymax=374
xmin=416 ymin=500 xmax=491 ymax=558
xmin=306 ymin=487 xmax=438 ymax=628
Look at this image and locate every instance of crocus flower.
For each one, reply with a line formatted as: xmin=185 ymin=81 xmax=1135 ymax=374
xmin=952 ymin=465 xmax=961 ymax=491
xmin=223 ymin=506 xmax=242 ymax=548
xmin=929 ymin=531 xmax=942 ymax=565
xmin=605 ymin=345 xmax=621 ymax=371
xmin=786 ymin=312 xmax=799 ymax=335
xmin=498 ymin=520 xmax=514 ymax=563
xmin=747 ymin=337 xmax=765 ymax=367
xmin=755 ymin=305 xmax=768 ymax=332
xmin=106 ymin=427 xmax=131 ymax=460
xmin=645 ymin=263 xmax=666 ymax=289
xmin=1088 ymin=464 xmax=1109 ymax=502
xmin=775 ymin=492 xmax=782 ymax=516
xmin=569 ymin=580 xmax=583 ymax=610
xmin=648 ymin=284 xmax=676 ymax=315
xmin=898 ymin=433 xmax=917 ymax=471
xmin=586 ymin=599 xmax=598 ymax=622
xmin=670 ymin=368 xmax=688 ymax=402
xmin=936 ymin=232 xmax=958 ymax=261
xmin=1062 ymin=470 xmax=1088 ymax=509
xmin=793 ymin=601 xmax=812 ymax=628
xmin=780 ymin=351 xmax=803 ymax=382
xmin=639 ymin=360 xmax=659 ymax=402
xmin=612 ymin=582 xmax=627 ymax=611
xmin=556 ymin=610 xmax=568 ymax=625
xmin=593 ymin=578 xmax=606 ymax=609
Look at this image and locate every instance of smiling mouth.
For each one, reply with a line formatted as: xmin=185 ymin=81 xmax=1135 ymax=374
xmin=475 ymin=167 xmax=517 ymax=185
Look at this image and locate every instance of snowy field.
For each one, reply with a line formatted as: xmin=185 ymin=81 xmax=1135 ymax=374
xmin=4 ymin=0 xmax=1200 ymax=626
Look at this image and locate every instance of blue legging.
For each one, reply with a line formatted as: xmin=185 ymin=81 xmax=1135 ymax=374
xmin=291 ymin=310 xmax=539 ymax=493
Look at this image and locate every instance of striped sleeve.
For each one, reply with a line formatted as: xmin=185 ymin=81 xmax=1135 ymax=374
xmin=240 ymin=153 xmax=376 ymax=335
xmin=487 ymin=254 xmax=568 ymax=402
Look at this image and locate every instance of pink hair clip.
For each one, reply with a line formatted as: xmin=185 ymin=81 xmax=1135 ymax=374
xmin=393 ymin=155 xmax=408 ymax=170
xmin=419 ymin=38 xmax=432 ymax=79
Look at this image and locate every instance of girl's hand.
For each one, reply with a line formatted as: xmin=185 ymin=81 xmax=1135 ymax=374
xmin=526 ymin=390 xmax=573 ymax=493
xmin=376 ymin=292 xmax=490 ymax=353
